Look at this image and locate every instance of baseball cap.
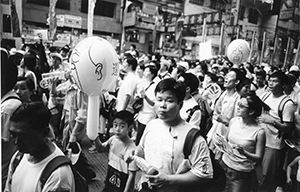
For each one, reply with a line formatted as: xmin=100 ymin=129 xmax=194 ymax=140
xmin=289 ymin=65 xmax=299 ymax=72
xmin=177 ymin=61 xmax=189 ymax=71
xmin=49 ymin=52 xmax=63 ymax=61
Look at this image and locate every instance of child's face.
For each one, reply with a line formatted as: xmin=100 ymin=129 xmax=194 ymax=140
xmin=112 ymin=118 xmax=131 ymax=140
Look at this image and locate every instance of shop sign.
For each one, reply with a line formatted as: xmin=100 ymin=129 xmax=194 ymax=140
xmin=142 ymin=3 xmax=157 ymax=15
xmin=279 ymin=1 xmax=295 ymax=20
xmin=2 ymin=32 xmax=13 ymax=39
xmin=123 ymin=11 xmax=136 ymax=27
xmin=56 ymin=15 xmax=65 ymax=27
xmin=136 ymin=22 xmax=154 ymax=30
xmin=64 ymin=15 xmax=82 ymax=28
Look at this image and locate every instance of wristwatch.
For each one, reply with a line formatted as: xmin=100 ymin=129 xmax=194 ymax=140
xmin=272 ymin=120 xmax=277 ymax=127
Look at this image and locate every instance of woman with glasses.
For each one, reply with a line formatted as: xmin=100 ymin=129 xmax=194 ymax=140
xmin=219 ymin=92 xmax=269 ymax=192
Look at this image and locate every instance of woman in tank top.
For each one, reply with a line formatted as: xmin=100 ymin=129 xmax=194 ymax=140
xmin=219 ymin=91 xmax=270 ymax=192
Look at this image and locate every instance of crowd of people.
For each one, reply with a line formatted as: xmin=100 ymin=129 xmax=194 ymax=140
xmin=1 ymin=40 xmax=300 ymax=192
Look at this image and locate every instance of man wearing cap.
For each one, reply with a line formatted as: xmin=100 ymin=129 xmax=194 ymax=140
xmin=49 ymin=52 xmax=63 ymax=72
xmin=158 ymin=59 xmax=172 ymax=79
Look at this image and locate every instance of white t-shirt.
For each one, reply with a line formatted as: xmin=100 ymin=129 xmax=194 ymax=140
xmin=5 ymin=144 xmax=75 ymax=192
xmin=116 ymin=72 xmax=138 ymax=113
xmin=260 ymin=93 xmax=295 ymax=149
xmin=137 ymin=81 xmax=157 ymax=125
xmin=138 ymin=119 xmax=213 ymax=192
xmin=103 ymin=136 xmax=138 ymax=173
xmin=180 ymin=97 xmax=201 ymax=128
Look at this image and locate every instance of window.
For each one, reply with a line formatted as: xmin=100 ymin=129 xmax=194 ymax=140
xmin=81 ymin=0 xmax=116 ymax=18
xmin=27 ymin=0 xmax=70 ymax=10
xmin=210 ymin=1 xmax=226 ymax=11
xmin=189 ymin=0 xmax=204 ymax=6
xmin=248 ymin=8 xmax=259 ymax=24
xmin=1 ymin=0 xmax=9 ymax=4
xmin=239 ymin=6 xmax=245 ymax=20
xmin=3 ymin=14 xmax=11 ymax=33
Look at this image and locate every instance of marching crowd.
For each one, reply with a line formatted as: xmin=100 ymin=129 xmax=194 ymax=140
xmin=1 ymin=41 xmax=300 ymax=192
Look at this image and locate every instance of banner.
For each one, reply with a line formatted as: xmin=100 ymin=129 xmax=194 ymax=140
xmin=199 ymin=40 xmax=212 ymax=61
xmin=283 ymin=37 xmax=296 ymax=69
xmin=272 ymin=36 xmax=282 ymax=68
xmin=49 ymin=0 xmax=58 ymax=40
xmin=294 ymin=40 xmax=300 ymax=66
xmin=10 ymin=0 xmax=21 ymax=37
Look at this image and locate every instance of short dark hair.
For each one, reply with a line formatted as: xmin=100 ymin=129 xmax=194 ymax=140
xmin=269 ymin=71 xmax=289 ymax=86
xmin=16 ymin=77 xmax=35 ymax=91
xmin=145 ymin=65 xmax=158 ymax=80
xmin=181 ymin=73 xmax=199 ymax=93
xmin=199 ymin=61 xmax=208 ymax=74
xmin=113 ymin=110 xmax=134 ymax=126
xmin=206 ymin=72 xmax=218 ymax=83
xmin=289 ymin=70 xmax=300 ymax=80
xmin=10 ymin=102 xmax=51 ymax=132
xmin=22 ymin=55 xmax=37 ymax=71
xmin=155 ymin=78 xmax=186 ymax=104
xmin=126 ymin=57 xmax=138 ymax=71
xmin=236 ymin=77 xmax=252 ymax=92
xmin=229 ymin=68 xmax=245 ymax=88
xmin=246 ymin=91 xmax=270 ymax=118
xmin=130 ymin=44 xmax=136 ymax=49
xmin=1 ymin=50 xmax=18 ymax=96
xmin=255 ymin=69 xmax=266 ymax=79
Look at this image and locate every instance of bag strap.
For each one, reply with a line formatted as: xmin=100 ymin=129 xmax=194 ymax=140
xmin=183 ymin=128 xmax=202 ymax=159
xmin=8 ymin=151 xmax=24 ymax=185
xmin=1 ymin=96 xmax=22 ymax=104
xmin=145 ymin=81 xmax=154 ymax=91
xmin=186 ymin=105 xmax=201 ymax=123
xmin=40 ymin=156 xmax=71 ymax=189
xmin=261 ymin=92 xmax=272 ymax=102
xmin=278 ymin=95 xmax=293 ymax=123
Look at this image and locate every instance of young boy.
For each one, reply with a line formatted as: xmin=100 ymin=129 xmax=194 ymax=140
xmin=95 ymin=110 xmax=137 ymax=192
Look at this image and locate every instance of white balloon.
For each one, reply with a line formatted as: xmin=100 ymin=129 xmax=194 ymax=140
xmin=227 ymin=39 xmax=250 ymax=65
xmin=69 ymin=36 xmax=119 ymax=140
xmin=70 ymin=36 xmax=119 ymax=96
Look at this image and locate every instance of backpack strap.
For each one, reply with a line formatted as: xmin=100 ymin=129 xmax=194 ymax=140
xmin=278 ymin=95 xmax=294 ymax=123
xmin=261 ymin=92 xmax=272 ymax=102
xmin=40 ymin=156 xmax=71 ymax=189
xmin=8 ymin=151 xmax=24 ymax=185
xmin=183 ymin=128 xmax=202 ymax=159
xmin=186 ymin=105 xmax=201 ymax=123
xmin=1 ymin=96 xmax=22 ymax=104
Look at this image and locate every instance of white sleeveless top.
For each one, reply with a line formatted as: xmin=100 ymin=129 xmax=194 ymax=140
xmin=222 ymin=117 xmax=263 ymax=172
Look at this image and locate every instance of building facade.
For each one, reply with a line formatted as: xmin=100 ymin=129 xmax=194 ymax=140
xmin=1 ymin=0 xmax=122 ymax=50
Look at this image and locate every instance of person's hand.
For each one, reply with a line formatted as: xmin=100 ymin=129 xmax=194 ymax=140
xmin=125 ymin=147 xmax=143 ymax=164
xmin=258 ymin=113 xmax=274 ymax=124
xmin=146 ymin=171 xmax=169 ymax=188
xmin=287 ymin=178 xmax=292 ymax=186
xmin=233 ymin=145 xmax=245 ymax=155
xmin=69 ymin=134 xmax=76 ymax=143
xmin=140 ymin=89 xmax=145 ymax=98
xmin=215 ymin=114 xmax=228 ymax=125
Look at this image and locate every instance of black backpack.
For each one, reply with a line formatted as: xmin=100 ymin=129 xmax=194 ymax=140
xmin=10 ymin=152 xmax=88 ymax=192
xmin=183 ymin=128 xmax=226 ymax=192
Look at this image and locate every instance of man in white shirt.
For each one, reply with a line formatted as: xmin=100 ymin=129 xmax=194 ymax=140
xmin=5 ymin=102 xmax=74 ymax=192
xmin=258 ymin=71 xmax=295 ymax=192
xmin=116 ymin=57 xmax=138 ymax=114
xmin=178 ymin=73 xmax=201 ymax=128
xmin=132 ymin=78 xmax=213 ymax=192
